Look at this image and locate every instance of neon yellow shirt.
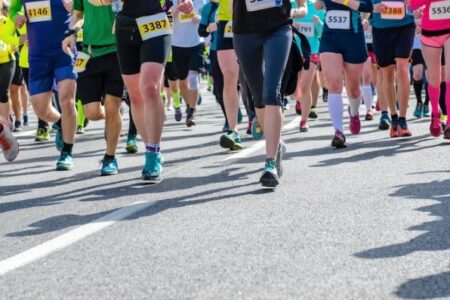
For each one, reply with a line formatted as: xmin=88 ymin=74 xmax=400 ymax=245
xmin=17 ymin=25 xmax=29 ymax=68
xmin=0 ymin=16 xmax=19 ymax=64
xmin=218 ymin=0 xmax=232 ymax=21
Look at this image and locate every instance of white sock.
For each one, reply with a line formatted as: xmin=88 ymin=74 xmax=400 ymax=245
xmin=361 ymin=85 xmax=373 ymax=110
xmin=348 ymin=96 xmax=361 ymax=116
xmin=327 ymin=93 xmax=344 ymax=133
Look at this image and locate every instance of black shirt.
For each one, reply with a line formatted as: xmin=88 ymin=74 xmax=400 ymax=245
xmin=122 ymin=0 xmax=164 ymax=18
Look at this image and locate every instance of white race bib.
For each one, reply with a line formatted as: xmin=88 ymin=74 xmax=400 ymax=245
xmin=224 ymin=21 xmax=233 ymax=38
xmin=381 ymin=1 xmax=405 ymax=20
xmin=0 ymin=41 xmax=7 ymax=52
xmin=326 ymin=10 xmax=350 ymax=30
xmin=73 ymin=52 xmax=90 ymax=73
xmin=429 ymin=0 xmax=450 ymax=20
xmin=25 ymin=0 xmax=52 ymax=23
xmin=136 ymin=13 xmax=172 ymax=41
xmin=178 ymin=12 xmax=196 ymax=23
xmin=364 ymin=31 xmax=373 ymax=43
xmin=295 ymin=22 xmax=314 ymax=37
xmin=246 ymin=0 xmax=280 ymax=11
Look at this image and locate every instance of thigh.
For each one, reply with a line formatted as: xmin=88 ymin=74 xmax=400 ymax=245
xmin=188 ymin=44 xmax=204 ymax=73
xmin=140 ymin=34 xmax=171 ymax=67
xmin=217 ymin=21 xmax=234 ymax=51
xmin=28 ymin=57 xmax=54 ymax=96
xmin=53 ymin=53 xmax=77 ymax=84
xmin=103 ymin=53 xmax=125 ymax=98
xmin=115 ymin=16 xmax=142 ymax=75
xmin=172 ymin=46 xmax=190 ymax=80
xmin=422 ymin=44 xmax=442 ymax=86
xmin=344 ymin=62 xmax=364 ymax=97
xmin=319 ymin=52 xmax=345 ymax=92
xmin=394 ymin=24 xmax=415 ymax=60
xmin=76 ymin=66 xmax=104 ymax=105
xmin=11 ymin=59 xmax=24 ymax=86
xmin=373 ymin=27 xmax=396 ymax=68
xmin=234 ymin=33 xmax=264 ymax=108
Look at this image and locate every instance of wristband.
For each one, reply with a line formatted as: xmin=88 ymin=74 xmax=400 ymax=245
xmin=343 ymin=0 xmax=350 ymax=6
xmin=64 ymin=29 xmax=78 ymax=38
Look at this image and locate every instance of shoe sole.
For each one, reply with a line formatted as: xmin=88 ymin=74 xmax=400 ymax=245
xmin=260 ymin=174 xmax=279 ymax=189
xmin=125 ymin=145 xmax=138 ymax=153
xmin=379 ymin=122 xmax=390 ymax=130
xmin=142 ymin=176 xmax=163 ymax=184
xmin=56 ymin=164 xmax=73 ymax=171
xmin=186 ymin=120 xmax=196 ymax=127
xmin=331 ymin=139 xmax=346 ymax=149
xmin=220 ymin=135 xmax=235 ymax=150
xmin=101 ymin=170 xmax=119 ymax=176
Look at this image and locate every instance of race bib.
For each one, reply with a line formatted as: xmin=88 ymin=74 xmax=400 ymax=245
xmin=0 ymin=41 xmax=7 ymax=52
xmin=76 ymin=29 xmax=83 ymax=43
xmin=326 ymin=10 xmax=350 ymax=29
xmin=25 ymin=0 xmax=52 ymax=23
xmin=429 ymin=0 xmax=450 ymax=20
xmin=73 ymin=52 xmax=90 ymax=73
xmin=364 ymin=31 xmax=373 ymax=43
xmin=224 ymin=21 xmax=233 ymax=38
xmin=245 ymin=0 xmax=280 ymax=11
xmin=295 ymin=22 xmax=314 ymax=37
xmin=136 ymin=12 xmax=172 ymax=41
xmin=381 ymin=2 xmax=405 ymax=20
xmin=178 ymin=12 xmax=195 ymax=23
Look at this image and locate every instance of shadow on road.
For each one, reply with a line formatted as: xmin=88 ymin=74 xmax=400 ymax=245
xmin=354 ymin=175 xmax=450 ymax=299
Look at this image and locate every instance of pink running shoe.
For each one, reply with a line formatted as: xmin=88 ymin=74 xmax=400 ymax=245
xmin=0 ymin=117 xmax=19 ymax=162
xmin=348 ymin=107 xmax=361 ymax=135
xmin=430 ymin=113 xmax=442 ymax=137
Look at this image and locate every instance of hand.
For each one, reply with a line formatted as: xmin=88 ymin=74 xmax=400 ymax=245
xmin=62 ymin=0 xmax=73 ymax=12
xmin=192 ymin=15 xmax=200 ymax=24
xmin=207 ymin=22 xmax=217 ymax=32
xmin=291 ymin=8 xmax=306 ymax=18
xmin=314 ymin=0 xmax=325 ymax=10
xmin=362 ymin=19 xmax=370 ymax=31
xmin=373 ymin=3 xmax=388 ymax=13
xmin=177 ymin=0 xmax=194 ymax=14
xmin=413 ymin=9 xmax=423 ymax=18
xmin=19 ymin=34 xmax=27 ymax=44
xmin=15 ymin=15 xmax=27 ymax=28
xmin=312 ymin=15 xmax=320 ymax=24
xmin=62 ymin=35 xmax=76 ymax=55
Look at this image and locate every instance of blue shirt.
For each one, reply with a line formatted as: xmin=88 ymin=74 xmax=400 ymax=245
xmin=370 ymin=0 xmax=415 ymax=29
xmin=291 ymin=0 xmax=325 ymax=54
xmin=322 ymin=0 xmax=366 ymax=34
xmin=200 ymin=1 xmax=218 ymax=51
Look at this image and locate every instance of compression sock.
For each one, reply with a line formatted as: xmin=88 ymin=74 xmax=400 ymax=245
xmin=361 ymin=85 xmax=373 ymax=110
xmin=62 ymin=142 xmax=73 ymax=155
xmin=172 ymin=89 xmax=181 ymax=109
xmin=413 ymin=79 xmax=424 ymax=104
xmin=76 ymin=100 xmax=85 ymax=127
xmin=327 ymin=93 xmax=344 ymax=133
xmin=427 ymin=83 xmax=440 ymax=117
xmin=146 ymin=143 xmax=160 ymax=153
xmin=348 ymin=96 xmax=361 ymax=116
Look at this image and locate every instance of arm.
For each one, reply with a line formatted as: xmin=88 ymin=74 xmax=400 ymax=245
xmin=0 ymin=19 xmax=20 ymax=46
xmin=409 ymin=0 xmax=428 ymax=10
xmin=332 ymin=0 xmax=373 ymax=13
xmin=8 ymin=0 xmax=23 ymax=21
xmin=293 ymin=0 xmax=308 ymax=18
xmin=62 ymin=6 xmax=84 ymax=55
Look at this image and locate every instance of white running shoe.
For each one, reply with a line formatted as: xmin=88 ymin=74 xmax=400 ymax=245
xmin=0 ymin=117 xmax=19 ymax=162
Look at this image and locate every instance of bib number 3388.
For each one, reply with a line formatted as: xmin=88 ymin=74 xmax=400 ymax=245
xmin=136 ymin=13 xmax=172 ymax=41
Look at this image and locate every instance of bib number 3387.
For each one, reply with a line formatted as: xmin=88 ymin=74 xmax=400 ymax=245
xmin=136 ymin=13 xmax=172 ymax=41
xmin=246 ymin=0 xmax=281 ymax=12
xmin=25 ymin=0 xmax=52 ymax=23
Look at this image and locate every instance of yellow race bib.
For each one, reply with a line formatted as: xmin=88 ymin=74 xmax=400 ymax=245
xmin=25 ymin=0 xmax=52 ymax=23
xmin=178 ymin=12 xmax=195 ymax=23
xmin=224 ymin=21 xmax=233 ymax=38
xmin=136 ymin=13 xmax=172 ymax=41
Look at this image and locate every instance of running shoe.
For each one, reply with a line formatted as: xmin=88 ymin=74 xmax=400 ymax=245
xmin=142 ymin=151 xmax=163 ymax=183
xmin=295 ymin=101 xmax=302 ymax=115
xmin=276 ymin=142 xmax=287 ymax=178
xmin=365 ymin=110 xmax=374 ymax=121
xmin=309 ymin=107 xmax=318 ymax=119
xmin=413 ymin=103 xmax=423 ymax=118
xmin=13 ymin=121 xmax=23 ymax=132
xmin=331 ymin=130 xmax=346 ymax=148
xmin=390 ymin=118 xmax=399 ymax=138
xmin=174 ymin=108 xmax=182 ymax=122
xmin=220 ymin=131 xmax=244 ymax=151
xmin=348 ymin=107 xmax=361 ymax=135
xmin=55 ymin=125 xmax=64 ymax=151
xmin=283 ymin=98 xmax=290 ymax=110
xmin=299 ymin=120 xmax=309 ymax=132
xmin=398 ymin=119 xmax=412 ymax=137
xmin=0 ymin=118 xmax=19 ymax=162
xmin=186 ymin=115 xmax=196 ymax=127
xmin=247 ymin=120 xmax=253 ymax=135
xmin=23 ymin=114 xmax=28 ymax=126
xmin=126 ymin=134 xmax=138 ymax=153
xmin=323 ymin=90 xmax=328 ymax=103
xmin=56 ymin=151 xmax=73 ymax=171
xmin=260 ymin=159 xmax=279 ymax=189
xmin=100 ymin=157 xmax=119 ymax=176
xmin=197 ymin=95 xmax=203 ymax=105
xmin=441 ymin=114 xmax=447 ymax=130
xmin=35 ymin=127 xmax=50 ymax=142
xmin=423 ymin=105 xmax=430 ymax=117
xmin=76 ymin=125 xmax=85 ymax=134
xmin=252 ymin=119 xmax=264 ymax=140
xmin=430 ymin=113 xmax=442 ymax=137
xmin=444 ymin=125 xmax=450 ymax=140
xmin=379 ymin=113 xmax=391 ymax=130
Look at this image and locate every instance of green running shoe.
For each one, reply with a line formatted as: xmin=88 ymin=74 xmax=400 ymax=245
xmin=101 ymin=158 xmax=119 ymax=176
xmin=220 ymin=131 xmax=244 ymax=151
xmin=260 ymin=159 xmax=279 ymax=189
xmin=251 ymin=119 xmax=264 ymax=140
xmin=56 ymin=151 xmax=73 ymax=171
xmin=126 ymin=134 xmax=138 ymax=153
xmin=142 ymin=151 xmax=163 ymax=183
xmin=35 ymin=127 xmax=50 ymax=142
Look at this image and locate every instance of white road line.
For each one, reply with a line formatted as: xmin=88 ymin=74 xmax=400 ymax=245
xmin=219 ymin=116 xmax=300 ymax=164
xmin=0 ymin=200 xmax=156 ymax=276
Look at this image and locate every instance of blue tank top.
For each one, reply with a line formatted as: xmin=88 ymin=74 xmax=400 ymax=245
xmin=322 ymin=0 xmax=363 ymax=34
xmin=370 ymin=0 xmax=415 ymax=29
xmin=23 ymin=0 xmax=71 ymax=57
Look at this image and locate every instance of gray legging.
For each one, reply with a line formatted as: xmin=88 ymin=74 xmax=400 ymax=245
xmin=233 ymin=24 xmax=292 ymax=109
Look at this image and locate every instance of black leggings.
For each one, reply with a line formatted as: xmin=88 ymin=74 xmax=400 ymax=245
xmin=0 ymin=60 xmax=15 ymax=104
xmin=209 ymin=50 xmax=226 ymax=119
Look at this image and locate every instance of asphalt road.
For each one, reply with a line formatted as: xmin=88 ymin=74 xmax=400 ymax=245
xmin=0 ymin=89 xmax=449 ymax=299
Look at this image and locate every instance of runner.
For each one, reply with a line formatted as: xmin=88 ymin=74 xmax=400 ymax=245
xmin=171 ymin=0 xmax=204 ymax=127
xmin=411 ymin=0 xmax=450 ymax=138
xmin=316 ymin=0 xmax=373 ymax=148
xmin=0 ymin=0 xmax=19 ymax=162
xmin=371 ymin=0 xmax=415 ymax=138
xmin=62 ymin=0 xmax=124 ymax=175
xmin=361 ymin=20 xmax=376 ymax=121
xmin=90 ymin=0 xmax=194 ymax=182
xmin=411 ymin=33 xmax=430 ymax=118
xmin=232 ymin=0 xmax=306 ymax=188
xmin=10 ymin=0 xmax=78 ymax=170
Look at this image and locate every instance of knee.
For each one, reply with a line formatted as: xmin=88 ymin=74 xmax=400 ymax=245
xmin=104 ymin=100 xmax=121 ymax=118
xmin=188 ymin=72 xmax=199 ymax=90
xmin=32 ymin=102 xmax=48 ymax=118
xmin=84 ymin=107 xmax=103 ymax=121
xmin=140 ymin=81 xmax=160 ymax=101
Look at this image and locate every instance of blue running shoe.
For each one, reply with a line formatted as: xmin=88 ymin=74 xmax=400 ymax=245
xmin=56 ymin=151 xmax=73 ymax=171
xmin=101 ymin=158 xmax=119 ymax=176
xmin=378 ymin=113 xmax=391 ymax=130
xmin=220 ymin=131 xmax=244 ymax=151
xmin=142 ymin=151 xmax=163 ymax=183
xmin=260 ymin=159 xmax=279 ymax=189
xmin=251 ymin=119 xmax=264 ymax=140
xmin=55 ymin=126 xmax=64 ymax=151
xmin=175 ymin=108 xmax=182 ymax=122
xmin=413 ymin=103 xmax=423 ymax=118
